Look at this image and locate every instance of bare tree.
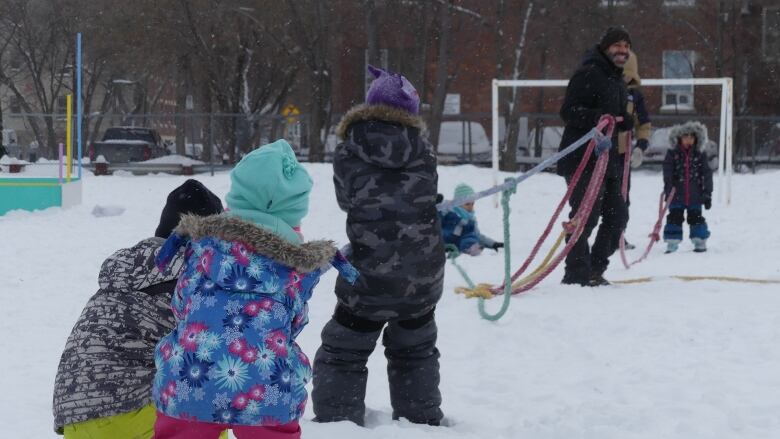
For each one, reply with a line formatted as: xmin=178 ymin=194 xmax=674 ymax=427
xmin=280 ymin=0 xmax=334 ymax=162
xmin=0 ymin=0 xmax=75 ymax=159
xmin=174 ymin=0 xmax=297 ymax=162
xmin=427 ymin=0 xmax=455 ymax=151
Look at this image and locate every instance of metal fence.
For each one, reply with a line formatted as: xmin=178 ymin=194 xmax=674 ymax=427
xmin=3 ymin=111 xmax=779 ymax=171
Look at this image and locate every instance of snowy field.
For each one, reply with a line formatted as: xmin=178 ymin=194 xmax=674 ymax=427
xmin=1 ymin=164 xmax=779 ymax=438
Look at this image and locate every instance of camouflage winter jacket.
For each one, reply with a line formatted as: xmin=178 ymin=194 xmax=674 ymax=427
xmin=52 ymin=238 xmax=183 ymax=433
xmin=333 ymin=104 xmax=445 ymax=321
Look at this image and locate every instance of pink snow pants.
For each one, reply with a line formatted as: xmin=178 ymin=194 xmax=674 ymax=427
xmin=153 ymin=412 xmax=301 ymax=439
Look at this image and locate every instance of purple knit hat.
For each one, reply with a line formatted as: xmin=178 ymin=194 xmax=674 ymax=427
xmin=365 ymin=65 xmax=420 ymax=115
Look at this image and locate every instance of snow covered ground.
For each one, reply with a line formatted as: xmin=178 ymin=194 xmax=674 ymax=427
xmin=1 ymin=164 xmax=779 ymax=438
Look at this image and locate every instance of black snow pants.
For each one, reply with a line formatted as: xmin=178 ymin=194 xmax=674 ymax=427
xmin=311 ymin=305 xmax=443 ymax=426
xmin=563 ymin=162 xmax=628 ymax=284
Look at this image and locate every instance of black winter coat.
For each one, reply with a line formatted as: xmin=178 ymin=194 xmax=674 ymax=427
xmin=333 ymin=104 xmax=445 ymax=321
xmin=557 ymin=46 xmax=630 ymax=177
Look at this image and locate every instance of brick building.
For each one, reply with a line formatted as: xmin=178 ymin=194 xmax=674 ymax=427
xmin=330 ymin=0 xmax=780 ymax=157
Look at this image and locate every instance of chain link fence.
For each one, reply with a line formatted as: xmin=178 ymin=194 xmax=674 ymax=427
xmin=3 ymin=111 xmax=779 ymax=171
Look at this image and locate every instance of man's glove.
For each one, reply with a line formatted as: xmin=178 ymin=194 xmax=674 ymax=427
xmin=490 ymin=242 xmax=504 ymax=251
xmin=436 ymin=193 xmax=444 ymax=204
xmin=630 ymin=147 xmax=644 ymax=169
xmin=595 ymin=135 xmax=612 ymax=156
xmin=617 ymin=113 xmax=634 ymax=132
xmin=636 ymin=138 xmax=649 ymax=151
xmin=703 ymin=196 xmax=712 ymax=210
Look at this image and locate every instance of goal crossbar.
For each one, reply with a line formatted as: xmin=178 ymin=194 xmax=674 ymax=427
xmin=491 ymin=78 xmax=733 ymax=205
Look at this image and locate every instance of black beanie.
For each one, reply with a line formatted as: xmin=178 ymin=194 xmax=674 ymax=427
xmin=155 ymin=179 xmax=224 ymax=238
xmin=599 ymin=26 xmax=632 ymax=52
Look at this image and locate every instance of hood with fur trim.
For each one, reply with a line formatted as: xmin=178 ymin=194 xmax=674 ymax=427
xmin=174 ymin=213 xmax=337 ymax=272
xmin=668 ymin=121 xmax=707 ymax=151
xmin=623 ymin=50 xmax=641 ymax=88
xmin=335 ymin=103 xmax=431 ymax=169
xmin=336 ymin=104 xmax=426 ymax=140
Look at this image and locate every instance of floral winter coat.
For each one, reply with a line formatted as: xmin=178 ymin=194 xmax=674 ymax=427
xmin=152 ymin=214 xmax=357 ymax=426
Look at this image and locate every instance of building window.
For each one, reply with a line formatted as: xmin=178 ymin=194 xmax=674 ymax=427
xmin=9 ymin=54 xmax=22 ymax=71
xmin=764 ymin=6 xmax=780 ymax=61
xmin=662 ymin=50 xmax=696 ymax=111
xmin=57 ymin=95 xmax=68 ymax=114
xmin=364 ymin=48 xmax=389 ymax=97
xmin=598 ymin=0 xmax=630 ymax=6
xmin=9 ymin=95 xmax=22 ymax=113
xmin=664 ymin=0 xmax=695 ymax=6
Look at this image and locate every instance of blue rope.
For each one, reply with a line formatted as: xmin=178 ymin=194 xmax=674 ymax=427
xmin=437 ymin=127 xmax=600 ymax=211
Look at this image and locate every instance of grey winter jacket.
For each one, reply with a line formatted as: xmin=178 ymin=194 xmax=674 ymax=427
xmin=52 ymin=238 xmax=183 ymax=433
xmin=332 ymin=104 xmax=445 ymax=321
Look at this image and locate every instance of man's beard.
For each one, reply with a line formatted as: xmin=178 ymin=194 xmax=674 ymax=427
xmin=609 ymin=51 xmax=628 ymax=67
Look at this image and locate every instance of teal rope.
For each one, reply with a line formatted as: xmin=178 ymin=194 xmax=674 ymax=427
xmin=445 ymin=245 xmax=479 ymax=289
xmin=478 ymin=181 xmax=516 ymax=321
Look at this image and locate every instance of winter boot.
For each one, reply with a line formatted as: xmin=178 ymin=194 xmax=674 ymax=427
xmin=692 ymin=237 xmax=707 ymax=253
xmin=589 ymin=272 xmax=611 ymax=287
xmin=664 ymin=239 xmax=680 ymax=254
xmin=562 ymin=272 xmax=589 ymax=287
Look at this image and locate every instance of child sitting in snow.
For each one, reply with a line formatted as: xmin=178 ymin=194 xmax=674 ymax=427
xmin=440 ymin=183 xmax=503 ymax=256
xmin=151 ymin=140 xmax=357 ymax=439
xmin=663 ymin=121 xmax=713 ymax=253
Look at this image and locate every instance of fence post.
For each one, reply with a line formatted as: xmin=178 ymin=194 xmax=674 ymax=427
xmin=751 ymin=120 xmax=756 ymax=174
xmin=210 ymin=114 xmax=215 ymax=176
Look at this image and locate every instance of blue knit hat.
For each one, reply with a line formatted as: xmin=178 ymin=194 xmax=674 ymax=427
xmin=365 ymin=65 xmax=420 ymax=115
xmin=453 ymin=183 xmax=475 ymax=200
xmin=225 ymin=139 xmax=312 ymax=243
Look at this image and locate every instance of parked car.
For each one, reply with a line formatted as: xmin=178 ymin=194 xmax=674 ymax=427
xmin=437 ymin=121 xmax=491 ymax=161
xmin=88 ymin=127 xmax=166 ymax=163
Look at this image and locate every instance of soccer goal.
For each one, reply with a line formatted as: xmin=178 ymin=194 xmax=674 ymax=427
xmin=491 ymin=78 xmax=734 ymax=205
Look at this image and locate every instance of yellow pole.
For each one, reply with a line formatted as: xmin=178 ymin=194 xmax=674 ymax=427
xmin=66 ymin=94 xmax=73 ymax=182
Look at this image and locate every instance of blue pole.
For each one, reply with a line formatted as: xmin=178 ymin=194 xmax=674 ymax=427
xmin=76 ymin=33 xmax=82 ymax=179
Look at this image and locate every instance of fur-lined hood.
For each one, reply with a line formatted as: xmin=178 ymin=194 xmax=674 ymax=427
xmin=623 ymin=50 xmax=641 ymax=88
xmin=336 ymin=104 xmax=426 ymax=140
xmin=174 ymin=214 xmax=337 ymax=272
xmin=668 ymin=121 xmax=707 ymax=151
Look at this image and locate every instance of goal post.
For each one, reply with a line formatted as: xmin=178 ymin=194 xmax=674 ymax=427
xmin=491 ymin=78 xmax=734 ymax=205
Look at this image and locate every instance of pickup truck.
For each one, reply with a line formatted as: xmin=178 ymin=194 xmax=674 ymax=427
xmin=88 ymin=127 xmax=166 ymax=163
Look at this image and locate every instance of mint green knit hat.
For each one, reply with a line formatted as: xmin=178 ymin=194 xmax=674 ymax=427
xmin=453 ymin=183 xmax=475 ymax=200
xmin=225 ymin=139 xmax=312 ymax=243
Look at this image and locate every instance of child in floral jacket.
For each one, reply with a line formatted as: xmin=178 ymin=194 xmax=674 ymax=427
xmin=152 ymin=140 xmax=357 ymax=439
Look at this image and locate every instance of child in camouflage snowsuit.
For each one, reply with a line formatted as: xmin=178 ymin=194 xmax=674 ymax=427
xmin=663 ymin=121 xmax=713 ymax=253
xmin=311 ymin=65 xmax=446 ymax=426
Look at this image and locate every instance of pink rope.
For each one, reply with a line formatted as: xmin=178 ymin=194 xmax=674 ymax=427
xmin=622 ymin=188 xmax=676 ymax=267
xmin=489 ymin=115 xmax=616 ymax=296
xmin=507 ymin=150 xmax=610 ymax=295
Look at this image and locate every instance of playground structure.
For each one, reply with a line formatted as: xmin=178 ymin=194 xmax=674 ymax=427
xmin=0 ymin=34 xmax=83 ymax=216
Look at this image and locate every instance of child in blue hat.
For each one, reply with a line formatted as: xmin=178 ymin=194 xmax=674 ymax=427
xmin=151 ymin=140 xmax=357 ymax=439
xmin=440 ymin=183 xmax=503 ymax=256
